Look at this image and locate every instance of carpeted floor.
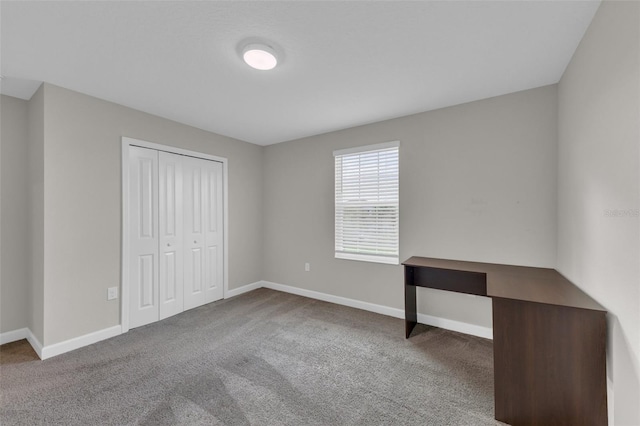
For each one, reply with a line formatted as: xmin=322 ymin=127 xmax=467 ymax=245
xmin=0 ymin=288 xmax=504 ymax=425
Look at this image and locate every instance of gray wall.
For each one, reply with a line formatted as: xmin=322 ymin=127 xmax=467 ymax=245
xmin=263 ymin=85 xmax=558 ymax=328
xmin=557 ymin=1 xmax=640 ymax=424
xmin=40 ymin=84 xmax=263 ymax=346
xmin=0 ymin=95 xmax=30 ymax=333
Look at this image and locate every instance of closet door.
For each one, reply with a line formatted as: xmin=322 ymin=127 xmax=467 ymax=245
xmin=183 ymin=156 xmax=224 ymax=310
xmin=204 ymin=160 xmax=224 ymax=303
xmin=183 ymin=156 xmax=207 ymax=310
xmin=129 ymin=147 xmax=159 ymax=328
xmin=158 ymin=152 xmax=184 ymax=320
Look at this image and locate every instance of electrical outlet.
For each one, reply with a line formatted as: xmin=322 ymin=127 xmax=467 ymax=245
xmin=305 ymin=262 xmax=310 ymax=272
xmin=107 ymin=287 xmax=118 ymax=300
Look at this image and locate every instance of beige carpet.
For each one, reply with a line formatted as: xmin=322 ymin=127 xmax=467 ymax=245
xmin=0 ymin=340 xmax=39 ymax=365
xmin=0 ymin=288 xmax=504 ymax=425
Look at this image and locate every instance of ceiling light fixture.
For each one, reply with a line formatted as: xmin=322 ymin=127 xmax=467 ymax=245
xmin=242 ymin=43 xmax=278 ymax=71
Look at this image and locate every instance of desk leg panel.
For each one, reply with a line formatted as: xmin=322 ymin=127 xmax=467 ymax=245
xmin=405 ymin=267 xmax=417 ymax=338
xmin=492 ymin=297 xmax=607 ymax=426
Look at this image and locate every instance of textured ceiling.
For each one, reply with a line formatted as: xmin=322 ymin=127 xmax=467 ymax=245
xmin=1 ymin=1 xmax=600 ymax=145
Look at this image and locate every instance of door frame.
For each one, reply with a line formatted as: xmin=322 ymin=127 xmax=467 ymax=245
xmin=120 ymin=136 xmax=229 ymax=333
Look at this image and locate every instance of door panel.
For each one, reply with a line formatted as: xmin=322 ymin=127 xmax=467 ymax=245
xmin=129 ymin=147 xmax=159 ymax=328
xmin=159 ymin=152 xmax=184 ymax=320
xmin=191 ymin=168 xmax=202 ymax=233
xmin=163 ymin=252 xmax=176 ymax=300
xmin=191 ymin=248 xmax=203 ymax=292
xmin=183 ymin=156 xmax=224 ymax=309
xmin=183 ymin=156 xmax=207 ymax=310
xmin=138 ymin=255 xmax=155 ymax=307
xmin=139 ymin=158 xmax=154 ymax=238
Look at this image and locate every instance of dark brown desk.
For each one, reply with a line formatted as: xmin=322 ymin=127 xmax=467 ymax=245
xmin=403 ymin=256 xmax=607 ymax=426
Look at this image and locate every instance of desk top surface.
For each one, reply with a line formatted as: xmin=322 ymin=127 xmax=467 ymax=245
xmin=403 ymin=256 xmax=606 ymax=312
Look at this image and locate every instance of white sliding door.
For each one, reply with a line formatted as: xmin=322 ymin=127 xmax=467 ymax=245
xmin=129 ymin=147 xmax=160 ymax=328
xmin=158 ymin=152 xmax=184 ymax=320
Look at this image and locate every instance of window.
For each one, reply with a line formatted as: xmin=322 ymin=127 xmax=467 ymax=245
xmin=334 ymin=141 xmax=399 ymax=265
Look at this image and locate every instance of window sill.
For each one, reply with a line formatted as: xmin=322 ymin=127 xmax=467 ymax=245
xmin=335 ymin=252 xmax=399 ymax=265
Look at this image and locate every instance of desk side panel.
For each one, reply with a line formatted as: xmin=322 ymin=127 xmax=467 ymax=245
xmin=404 ymin=266 xmax=417 ymax=338
xmin=493 ymin=297 xmax=607 ymax=426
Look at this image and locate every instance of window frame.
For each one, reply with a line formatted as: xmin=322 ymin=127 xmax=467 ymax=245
xmin=333 ymin=141 xmax=400 ymax=265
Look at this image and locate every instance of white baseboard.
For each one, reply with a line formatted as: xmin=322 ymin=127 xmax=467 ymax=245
xmin=40 ymin=325 xmax=122 ymax=360
xmin=261 ymin=281 xmax=493 ymax=340
xmin=26 ymin=330 xmax=43 ymax=359
xmin=2 ymin=281 xmax=491 ymax=361
xmin=416 ymin=312 xmax=493 ymax=339
xmin=262 ymin=281 xmax=403 ymax=318
xmin=607 ymin=377 xmax=614 ymax=425
xmin=225 ymin=281 xmax=263 ymax=299
xmin=0 ymin=327 xmax=29 ymax=345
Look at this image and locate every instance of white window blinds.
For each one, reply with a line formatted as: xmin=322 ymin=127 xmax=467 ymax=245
xmin=334 ymin=141 xmax=399 ymax=265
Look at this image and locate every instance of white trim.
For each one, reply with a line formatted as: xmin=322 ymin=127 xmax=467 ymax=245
xmin=333 ymin=140 xmax=400 ymax=157
xmin=262 ymin=281 xmax=401 ymax=318
xmin=335 ymin=252 xmax=399 ymax=265
xmin=121 ymin=138 xmax=130 ymax=333
xmin=416 ymin=312 xmax=492 ymax=339
xmin=0 ymin=328 xmax=29 ymax=345
xmin=0 ymin=327 xmax=29 ymax=345
xmin=120 ymin=136 xmax=229 ymax=333
xmin=124 ymin=137 xmax=227 ymax=163
xmin=2 ymin=281 xmax=492 ymax=361
xmin=261 ymin=281 xmax=493 ymax=340
xmin=607 ymin=376 xmax=614 ymax=425
xmin=225 ymin=281 xmax=263 ymax=298
xmin=26 ymin=329 xmax=43 ymax=359
xmin=222 ymin=154 xmax=229 ymax=301
xmin=40 ymin=325 xmax=122 ymax=360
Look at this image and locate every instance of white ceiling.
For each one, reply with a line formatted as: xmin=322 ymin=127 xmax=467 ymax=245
xmin=1 ymin=1 xmax=600 ymax=146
